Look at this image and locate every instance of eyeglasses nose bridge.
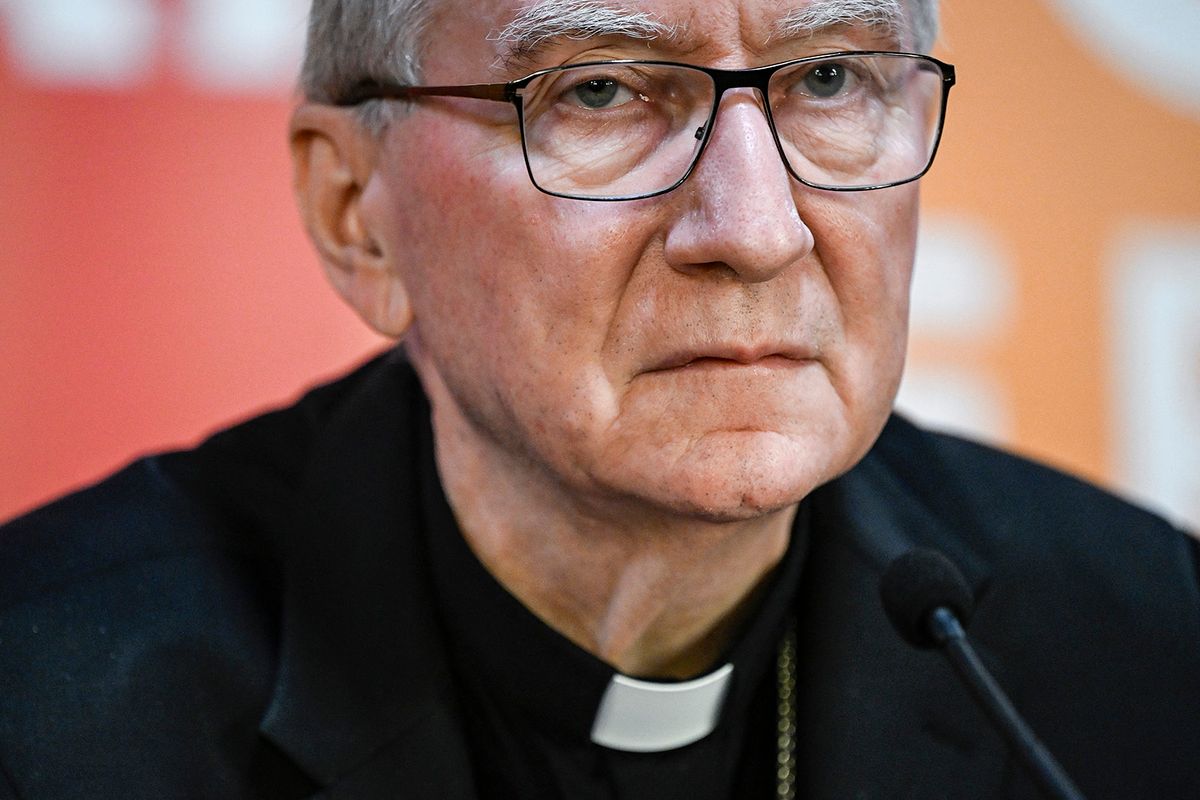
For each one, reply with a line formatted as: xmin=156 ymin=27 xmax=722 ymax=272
xmin=691 ymin=79 xmax=784 ymax=173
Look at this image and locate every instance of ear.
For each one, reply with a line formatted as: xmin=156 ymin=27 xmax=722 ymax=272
xmin=290 ymin=104 xmax=413 ymax=338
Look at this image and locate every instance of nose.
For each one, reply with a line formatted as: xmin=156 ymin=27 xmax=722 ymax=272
xmin=663 ymin=91 xmax=814 ymax=283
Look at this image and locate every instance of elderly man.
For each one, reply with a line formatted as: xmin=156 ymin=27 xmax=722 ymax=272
xmin=1 ymin=0 xmax=1198 ymax=798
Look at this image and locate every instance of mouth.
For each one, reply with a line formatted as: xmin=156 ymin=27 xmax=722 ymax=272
xmin=647 ymin=347 xmax=817 ymax=374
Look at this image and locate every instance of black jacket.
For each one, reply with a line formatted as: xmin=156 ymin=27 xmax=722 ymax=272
xmin=2 ymin=351 xmax=1198 ymax=799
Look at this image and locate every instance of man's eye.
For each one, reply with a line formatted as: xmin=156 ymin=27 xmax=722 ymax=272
xmin=569 ymin=78 xmax=635 ymax=109
xmin=799 ymin=63 xmax=854 ymax=98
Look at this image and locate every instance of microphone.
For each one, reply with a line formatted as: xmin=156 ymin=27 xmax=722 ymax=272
xmin=880 ymin=549 xmax=1087 ymax=800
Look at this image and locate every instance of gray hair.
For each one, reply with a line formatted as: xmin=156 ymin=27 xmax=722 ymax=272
xmin=300 ymin=0 xmax=939 ymax=129
xmin=909 ymin=0 xmax=939 ymax=53
xmin=300 ymin=0 xmax=432 ymax=129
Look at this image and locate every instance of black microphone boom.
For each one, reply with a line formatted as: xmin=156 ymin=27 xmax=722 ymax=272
xmin=880 ymin=549 xmax=1087 ymax=800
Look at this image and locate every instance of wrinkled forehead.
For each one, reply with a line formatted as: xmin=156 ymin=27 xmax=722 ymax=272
xmin=433 ymin=0 xmax=915 ymax=72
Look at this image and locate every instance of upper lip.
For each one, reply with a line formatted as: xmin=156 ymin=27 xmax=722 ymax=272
xmin=646 ymin=344 xmax=817 ymax=373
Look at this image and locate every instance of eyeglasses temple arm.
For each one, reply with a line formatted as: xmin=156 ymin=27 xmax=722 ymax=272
xmin=337 ymin=81 xmax=512 ymax=106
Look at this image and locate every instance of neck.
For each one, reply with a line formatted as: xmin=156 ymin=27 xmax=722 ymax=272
xmin=428 ymin=389 xmax=796 ymax=680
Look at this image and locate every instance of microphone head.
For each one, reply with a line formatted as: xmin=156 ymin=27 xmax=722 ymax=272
xmin=880 ymin=548 xmax=975 ymax=649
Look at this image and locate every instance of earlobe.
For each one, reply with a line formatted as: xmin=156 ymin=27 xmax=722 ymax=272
xmin=289 ymin=104 xmax=413 ymax=338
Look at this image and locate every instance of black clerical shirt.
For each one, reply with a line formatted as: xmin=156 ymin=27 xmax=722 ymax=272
xmin=418 ymin=423 xmax=810 ymax=799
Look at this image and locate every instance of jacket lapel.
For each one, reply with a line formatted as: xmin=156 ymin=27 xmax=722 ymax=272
xmin=799 ymin=417 xmax=1012 ymax=799
xmin=255 ymin=353 xmax=478 ymax=798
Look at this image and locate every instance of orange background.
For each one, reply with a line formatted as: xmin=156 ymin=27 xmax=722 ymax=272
xmin=921 ymin=2 xmax=1198 ymax=458
xmin=2 ymin=2 xmax=1198 ymax=525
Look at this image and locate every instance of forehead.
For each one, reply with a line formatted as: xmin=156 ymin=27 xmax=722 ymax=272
xmin=431 ymin=0 xmax=913 ymax=72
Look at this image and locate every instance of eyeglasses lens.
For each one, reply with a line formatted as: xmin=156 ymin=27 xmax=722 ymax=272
xmin=518 ymin=54 xmax=946 ymax=200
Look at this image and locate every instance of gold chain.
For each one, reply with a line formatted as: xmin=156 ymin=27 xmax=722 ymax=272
xmin=775 ymin=626 xmax=797 ymax=800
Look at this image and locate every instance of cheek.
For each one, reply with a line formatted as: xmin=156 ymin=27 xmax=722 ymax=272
xmin=386 ymin=129 xmax=534 ymax=336
xmin=381 ymin=122 xmax=663 ymax=437
xmin=807 ymin=188 xmax=917 ymax=405
xmin=816 ymin=188 xmax=916 ymax=328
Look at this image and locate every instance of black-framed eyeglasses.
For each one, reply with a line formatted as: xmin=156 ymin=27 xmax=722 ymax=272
xmin=340 ymin=51 xmax=956 ymax=202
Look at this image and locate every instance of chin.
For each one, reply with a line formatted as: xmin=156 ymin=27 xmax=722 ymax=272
xmin=609 ymin=429 xmax=848 ymax=523
xmin=669 ymin=474 xmax=819 ymax=522
xmin=668 ymin=492 xmax=802 ymax=524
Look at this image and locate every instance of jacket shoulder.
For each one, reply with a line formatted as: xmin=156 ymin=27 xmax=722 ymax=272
xmin=870 ymin=413 xmax=1194 ymax=553
xmin=854 ymin=416 xmax=1200 ymax=795
xmin=0 ymin=350 xmax=413 ymax=798
xmin=0 ymin=349 xmax=409 ymax=611
xmin=0 ymin=455 xmax=284 ymax=796
xmin=864 ymin=415 xmax=1200 ymax=626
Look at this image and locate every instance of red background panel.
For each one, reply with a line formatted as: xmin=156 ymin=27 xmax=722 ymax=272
xmin=0 ymin=65 xmax=384 ymax=520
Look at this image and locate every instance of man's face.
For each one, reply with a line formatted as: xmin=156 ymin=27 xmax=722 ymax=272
xmin=367 ymin=0 xmax=919 ymax=522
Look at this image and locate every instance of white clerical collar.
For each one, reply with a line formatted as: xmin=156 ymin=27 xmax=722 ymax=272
xmin=589 ymin=663 xmax=735 ymax=752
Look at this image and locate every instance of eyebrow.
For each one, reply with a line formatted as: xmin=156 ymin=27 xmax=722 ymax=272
xmin=490 ymin=0 xmax=911 ymax=72
xmin=490 ymin=0 xmax=679 ymax=68
xmin=772 ymin=0 xmax=910 ymax=48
